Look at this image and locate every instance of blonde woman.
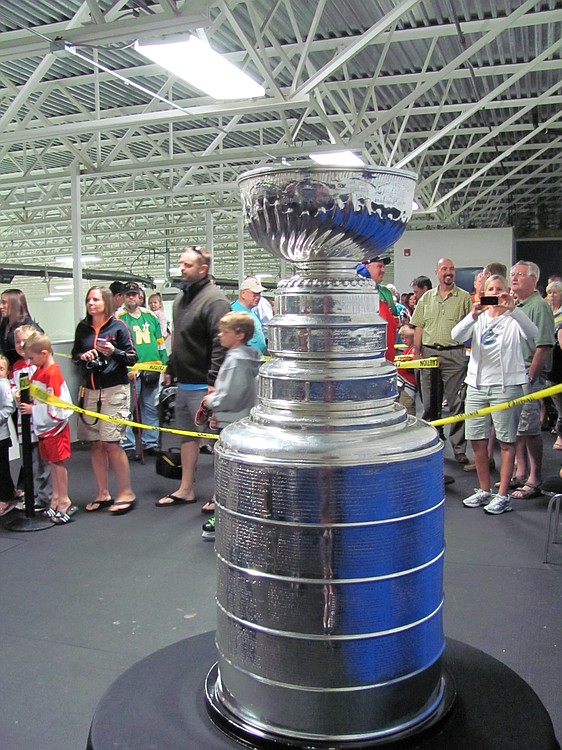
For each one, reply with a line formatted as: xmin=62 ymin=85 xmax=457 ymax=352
xmin=451 ymin=275 xmax=538 ymax=515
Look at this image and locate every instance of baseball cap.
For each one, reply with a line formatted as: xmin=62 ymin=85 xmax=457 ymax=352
xmin=123 ymin=281 xmax=141 ymax=294
xmin=240 ymin=277 xmax=265 ymax=293
xmin=363 ymin=254 xmax=391 ymax=266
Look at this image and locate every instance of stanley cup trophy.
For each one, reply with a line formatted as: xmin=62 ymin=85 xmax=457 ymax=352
xmin=205 ymin=166 xmax=455 ymax=747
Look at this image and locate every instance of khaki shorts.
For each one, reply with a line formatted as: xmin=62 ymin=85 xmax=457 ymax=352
xmin=77 ymin=384 xmax=130 ymax=443
xmin=465 ymin=384 xmax=523 ymax=443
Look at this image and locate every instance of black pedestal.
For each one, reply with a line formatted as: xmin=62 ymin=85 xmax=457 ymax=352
xmin=87 ymin=632 xmax=559 ymax=750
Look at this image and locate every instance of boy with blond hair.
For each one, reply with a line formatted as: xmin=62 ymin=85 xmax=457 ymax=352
xmin=199 ymin=311 xmax=261 ymax=539
xmin=20 ymin=332 xmax=75 ymax=524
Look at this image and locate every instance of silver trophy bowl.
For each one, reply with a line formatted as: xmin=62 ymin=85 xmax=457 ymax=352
xmin=205 ymin=166 xmax=453 ymax=747
xmin=238 ymin=165 xmax=417 ymax=269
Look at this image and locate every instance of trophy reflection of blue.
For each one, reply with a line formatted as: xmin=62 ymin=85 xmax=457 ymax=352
xmin=215 ymin=450 xmax=445 ymax=688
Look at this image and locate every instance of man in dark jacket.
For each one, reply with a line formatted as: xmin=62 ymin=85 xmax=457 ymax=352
xmin=156 ymin=245 xmax=230 ymax=507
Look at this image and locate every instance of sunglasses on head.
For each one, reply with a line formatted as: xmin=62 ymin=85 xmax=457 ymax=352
xmin=187 ymin=245 xmax=203 ymax=256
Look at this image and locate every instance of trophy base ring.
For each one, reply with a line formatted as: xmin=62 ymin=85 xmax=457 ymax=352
xmin=205 ymin=662 xmax=457 ymax=748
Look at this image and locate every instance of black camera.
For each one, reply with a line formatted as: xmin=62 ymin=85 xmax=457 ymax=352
xmin=85 ymin=355 xmax=107 ymax=372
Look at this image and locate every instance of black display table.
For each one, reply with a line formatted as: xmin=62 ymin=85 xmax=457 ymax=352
xmin=87 ymin=631 xmax=559 ymax=750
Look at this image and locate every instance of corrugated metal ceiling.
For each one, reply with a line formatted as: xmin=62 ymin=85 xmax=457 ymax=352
xmin=0 ymin=0 xmax=560 ymax=299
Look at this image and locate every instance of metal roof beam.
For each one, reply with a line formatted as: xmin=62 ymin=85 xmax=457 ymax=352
xmin=290 ymin=0 xmax=422 ymax=98
xmin=0 ymin=3 xmax=211 ymax=63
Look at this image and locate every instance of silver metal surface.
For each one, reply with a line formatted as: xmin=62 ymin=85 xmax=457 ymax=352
xmin=207 ymin=166 xmax=451 ymax=744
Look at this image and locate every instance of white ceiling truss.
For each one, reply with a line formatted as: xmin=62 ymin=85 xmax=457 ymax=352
xmin=0 ymin=0 xmax=560 ymax=295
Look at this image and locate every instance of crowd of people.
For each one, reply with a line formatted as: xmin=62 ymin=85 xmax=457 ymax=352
xmin=0 ymin=255 xmax=271 ymax=539
xmin=0 ymin=249 xmax=560 ymax=533
xmin=359 ymin=254 xmax=561 ymax=514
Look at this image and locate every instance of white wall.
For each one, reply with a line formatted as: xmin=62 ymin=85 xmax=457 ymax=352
xmin=31 ymin=297 xmax=76 ymax=342
xmin=392 ymin=227 xmax=515 ymax=295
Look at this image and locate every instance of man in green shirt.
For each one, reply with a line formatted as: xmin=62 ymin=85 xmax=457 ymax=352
xmin=362 ymin=253 xmax=398 ymax=361
xmin=411 ymin=257 xmax=472 ymax=462
xmin=118 ymin=282 xmax=168 ymax=457
xmin=509 ymin=261 xmax=554 ymax=498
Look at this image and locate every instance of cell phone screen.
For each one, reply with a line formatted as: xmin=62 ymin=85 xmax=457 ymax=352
xmin=480 ymin=296 xmax=499 ymax=305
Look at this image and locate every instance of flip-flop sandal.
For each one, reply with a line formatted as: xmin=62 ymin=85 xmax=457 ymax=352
xmin=201 ymin=502 xmax=215 ymax=514
xmin=155 ymin=494 xmax=196 ymax=507
xmin=42 ymin=507 xmax=58 ymax=519
xmin=52 ymin=505 xmax=78 ymax=525
xmin=495 ymin=478 xmax=524 ymax=490
xmin=85 ymin=498 xmax=112 ymax=512
xmin=109 ymin=499 xmax=137 ymax=515
xmin=510 ymin=483 xmax=542 ymax=500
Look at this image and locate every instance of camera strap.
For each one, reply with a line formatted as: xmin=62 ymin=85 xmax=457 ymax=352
xmin=78 ymin=385 xmax=103 ymax=426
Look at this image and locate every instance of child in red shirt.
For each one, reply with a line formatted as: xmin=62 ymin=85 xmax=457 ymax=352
xmin=20 ymin=332 xmax=75 ymax=524
xmin=11 ymin=325 xmax=52 ymax=512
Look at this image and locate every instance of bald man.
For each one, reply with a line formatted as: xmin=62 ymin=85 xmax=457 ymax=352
xmin=410 ymin=258 xmax=472 ymax=462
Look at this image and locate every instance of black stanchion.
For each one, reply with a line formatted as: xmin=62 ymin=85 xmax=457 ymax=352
xmin=428 ymin=363 xmax=455 ymax=486
xmin=5 ymin=375 xmax=53 ymax=532
xmin=131 ymin=378 xmax=144 ymax=465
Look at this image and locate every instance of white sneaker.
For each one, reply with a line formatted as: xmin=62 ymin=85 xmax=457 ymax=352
xmin=483 ymin=494 xmax=513 ymax=515
xmin=463 ymin=488 xmax=491 ymax=508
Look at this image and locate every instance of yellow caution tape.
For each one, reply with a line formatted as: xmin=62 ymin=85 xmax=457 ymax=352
xmin=130 ymin=362 xmax=167 ymax=372
xmin=54 ymin=351 xmax=167 ymax=373
xmin=27 ymin=383 xmax=218 ymax=440
xmin=33 ymin=364 xmax=562 ymax=434
xmin=395 ymin=357 xmax=439 ymax=369
xmin=430 ymin=382 xmax=562 ymax=427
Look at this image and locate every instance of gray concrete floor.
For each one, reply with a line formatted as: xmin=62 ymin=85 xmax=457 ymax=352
xmin=0 ymin=431 xmax=560 ymax=750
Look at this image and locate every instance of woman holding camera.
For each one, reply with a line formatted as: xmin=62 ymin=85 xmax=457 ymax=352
xmin=451 ymin=275 xmax=538 ymax=515
xmin=71 ymin=286 xmax=138 ymax=515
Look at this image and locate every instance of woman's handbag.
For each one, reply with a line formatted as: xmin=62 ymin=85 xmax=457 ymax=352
xmin=155 ymin=447 xmax=182 ymax=480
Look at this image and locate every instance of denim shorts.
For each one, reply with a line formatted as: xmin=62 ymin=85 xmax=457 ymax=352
xmin=517 ymin=379 xmax=544 ymax=437
xmin=465 ymin=384 xmax=523 ymax=443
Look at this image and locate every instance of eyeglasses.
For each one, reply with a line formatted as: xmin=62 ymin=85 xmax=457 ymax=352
xmin=187 ymin=245 xmax=204 ymax=256
xmin=510 ymin=271 xmax=528 ymax=278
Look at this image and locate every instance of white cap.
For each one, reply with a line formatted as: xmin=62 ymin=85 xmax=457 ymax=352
xmin=240 ymin=277 xmax=265 ymax=293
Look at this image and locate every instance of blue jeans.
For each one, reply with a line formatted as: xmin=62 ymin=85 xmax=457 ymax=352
xmin=122 ymin=377 xmax=160 ymax=450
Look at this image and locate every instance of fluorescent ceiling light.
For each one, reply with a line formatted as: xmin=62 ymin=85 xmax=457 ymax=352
xmin=152 ymin=278 xmax=167 ymax=285
xmin=55 ymin=254 xmax=101 ymax=267
xmin=54 ymin=284 xmax=74 ymax=290
xmin=135 ymin=37 xmax=265 ymax=100
xmin=44 ymin=296 xmax=63 ymax=302
xmin=309 ymin=150 xmax=364 ymax=167
xmin=255 ymin=273 xmax=273 ymax=281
